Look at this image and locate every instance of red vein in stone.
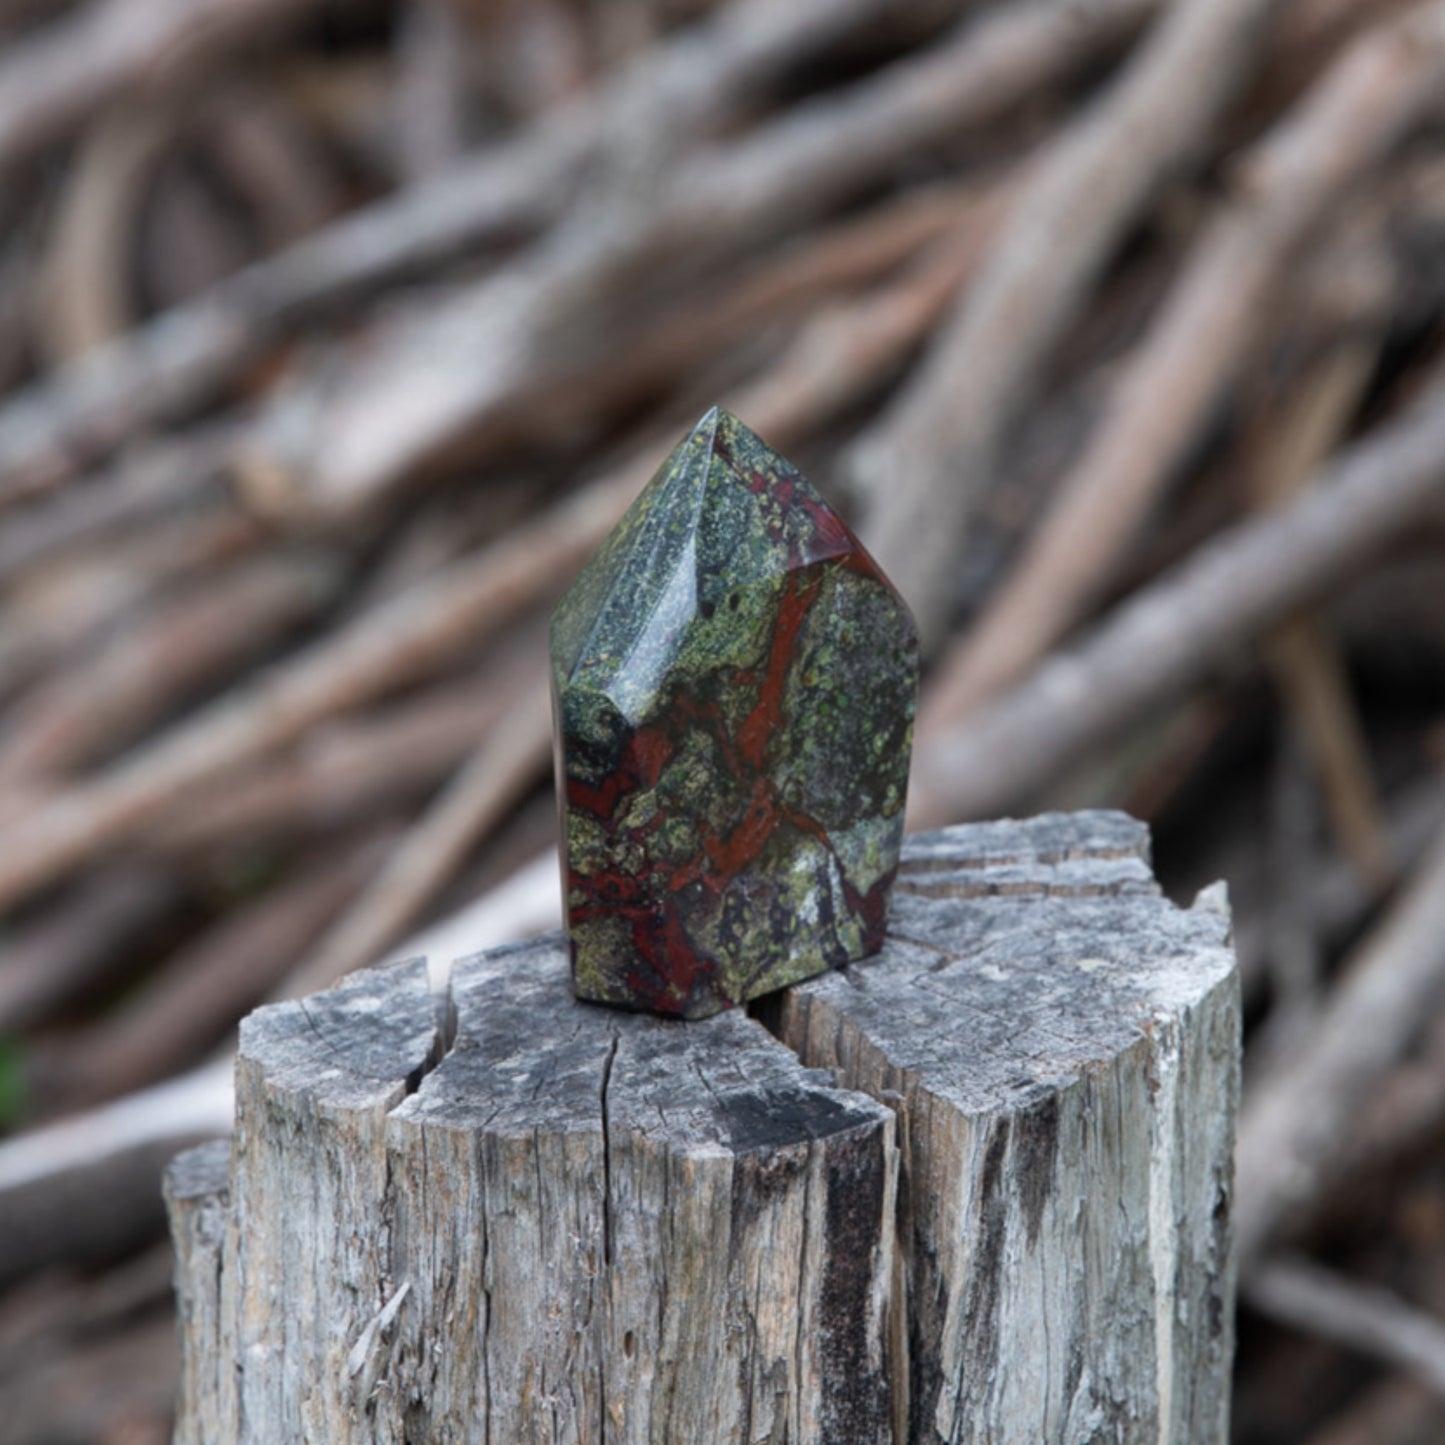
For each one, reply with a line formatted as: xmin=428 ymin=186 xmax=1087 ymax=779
xmin=565 ymin=722 xmax=675 ymax=820
xmin=736 ymin=566 xmax=821 ymax=771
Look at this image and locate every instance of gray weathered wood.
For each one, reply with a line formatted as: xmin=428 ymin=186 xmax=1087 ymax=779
xmin=771 ymin=812 xmax=1239 ymax=1443
xmin=165 ymin=1137 xmax=232 ymax=1431
xmin=167 ymin=812 xmax=1238 ymax=1443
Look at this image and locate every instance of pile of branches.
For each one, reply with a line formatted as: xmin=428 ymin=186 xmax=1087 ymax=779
xmin=0 ymin=0 xmax=1444 ymax=1438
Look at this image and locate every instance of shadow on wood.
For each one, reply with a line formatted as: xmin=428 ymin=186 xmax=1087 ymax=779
xmin=167 ymin=812 xmax=1239 ymax=1443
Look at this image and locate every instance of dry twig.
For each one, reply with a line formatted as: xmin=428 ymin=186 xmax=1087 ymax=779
xmin=0 ymin=173 xmax=1018 ymax=915
xmin=38 ymin=834 xmax=392 ymax=1105
xmin=0 ymin=0 xmax=325 ymax=172
xmin=0 ymin=0 xmax=941 ymax=502
xmin=1251 ymin=345 xmax=1394 ymax=887
xmin=0 ymin=866 xmax=180 ymax=1034
xmin=922 ymin=4 xmax=1445 ymax=714
xmin=1246 ymin=1256 xmax=1445 ymax=1397
xmin=280 ymin=673 xmax=552 ymax=998
xmin=0 ymin=471 xmax=629 ymax=911
xmin=0 ymin=423 xmax=243 ymax=587
xmin=908 ymin=363 xmax=1445 ymax=828
xmin=0 ymin=551 xmax=340 ymax=786
xmin=1235 ymin=822 xmax=1445 ymax=1262
xmin=37 ymin=101 xmax=175 ymax=364
xmin=1301 ymin=1377 xmax=1442 ymax=1445
xmin=145 ymin=660 xmax=534 ymax=854
xmin=244 ymin=0 xmax=1153 ymax=521
xmin=849 ymin=0 xmax=1286 ymax=648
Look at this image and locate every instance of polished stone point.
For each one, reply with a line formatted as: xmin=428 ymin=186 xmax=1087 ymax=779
xmin=550 ymin=407 xmax=918 ymax=1019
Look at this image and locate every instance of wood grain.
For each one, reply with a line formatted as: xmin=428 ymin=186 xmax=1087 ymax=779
xmin=168 ymin=813 xmax=1238 ymax=1443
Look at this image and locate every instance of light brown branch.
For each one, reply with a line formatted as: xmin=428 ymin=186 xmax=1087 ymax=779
xmin=0 ymin=466 xmax=628 ymax=913
xmin=37 ymin=835 xmax=391 ymax=1107
xmin=0 ymin=0 xmax=323 ymax=173
xmin=35 ymin=99 xmax=174 ymax=364
xmin=1232 ymin=775 xmax=1445 ymax=995
xmin=0 ymin=866 xmax=180 ymax=1034
xmin=0 ymin=424 xmax=242 ymax=587
xmin=1252 ymin=344 xmax=1394 ymax=887
xmin=0 ymin=552 xmax=340 ymax=786
xmin=146 ymin=647 xmax=539 ymax=853
xmin=279 ymin=671 xmax=552 ymax=998
xmin=908 ymin=361 xmax=1445 ymax=829
xmin=1236 ymin=820 xmax=1445 ymax=1261
xmin=1246 ymin=1256 xmax=1445 ymax=1397
xmin=0 ymin=0 xmax=938 ymax=503
xmin=395 ymin=0 xmax=468 ymax=183
xmin=243 ymin=0 xmax=1153 ymax=522
xmin=849 ymin=0 xmax=1287 ymax=648
xmin=0 ymin=178 xmax=1007 ymax=915
xmin=723 ymin=186 xmax=1016 ymax=449
xmin=1301 ymin=1376 xmax=1441 ymax=1445
xmin=0 ymin=502 xmax=262 ymax=706
xmin=923 ymin=4 xmax=1445 ymax=712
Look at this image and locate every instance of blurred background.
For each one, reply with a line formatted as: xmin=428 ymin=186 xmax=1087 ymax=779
xmin=0 ymin=0 xmax=1443 ymax=1439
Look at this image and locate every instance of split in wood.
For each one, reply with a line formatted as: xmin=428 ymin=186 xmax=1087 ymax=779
xmin=168 ymin=813 xmax=1238 ymax=1442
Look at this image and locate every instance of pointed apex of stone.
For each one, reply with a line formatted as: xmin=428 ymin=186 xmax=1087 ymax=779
xmin=692 ymin=403 xmax=728 ymax=439
xmin=685 ymin=405 xmax=776 ymax=472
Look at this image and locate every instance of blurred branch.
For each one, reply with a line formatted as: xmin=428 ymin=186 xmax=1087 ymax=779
xmin=513 ymin=177 xmax=999 ymax=448
xmin=0 ymin=423 xmax=243 ymax=587
xmin=1301 ymin=1377 xmax=1442 ymax=1445
xmin=37 ymin=99 xmax=174 ymax=364
xmin=146 ymin=655 xmax=536 ymax=854
xmin=723 ymin=185 xmax=1014 ymax=446
xmin=0 ymin=505 xmax=263 ymax=717
xmin=908 ymin=361 xmax=1445 ymax=828
xmin=235 ymin=0 xmax=1155 ymax=521
xmin=0 ymin=852 xmax=559 ymax=1288
xmin=395 ymin=0 xmax=467 ymax=182
xmin=1246 ymin=1256 xmax=1445 ymax=1397
xmin=0 ymin=0 xmax=324 ymax=173
xmin=0 ymin=172 xmax=1014 ymax=915
xmin=1323 ymin=1010 xmax=1445 ymax=1202
xmin=1256 ymin=733 xmax=1326 ymax=1067
xmin=1233 ymin=774 xmax=1445 ymax=997
xmin=0 ymin=467 xmax=626 ymax=912
xmin=0 ymin=0 xmax=944 ymax=503
xmin=0 ymin=552 xmax=340 ymax=787
xmin=850 ymin=0 xmax=1282 ymax=649
xmin=0 ymin=1057 xmax=233 ymax=1287
xmin=1234 ymin=819 xmax=1445 ymax=1261
xmin=1252 ymin=344 xmax=1393 ymax=887
xmin=35 ymin=833 xmax=393 ymax=1107
xmin=0 ymin=865 xmax=181 ymax=1034
xmin=281 ymin=672 xmax=552 ymax=998
xmin=921 ymin=5 xmax=1445 ymax=713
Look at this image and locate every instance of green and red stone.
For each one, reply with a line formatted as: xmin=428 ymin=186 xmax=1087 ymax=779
xmin=550 ymin=407 xmax=918 ymax=1020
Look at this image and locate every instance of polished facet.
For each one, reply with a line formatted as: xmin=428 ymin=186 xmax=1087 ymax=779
xmin=550 ymin=407 xmax=918 ymax=1019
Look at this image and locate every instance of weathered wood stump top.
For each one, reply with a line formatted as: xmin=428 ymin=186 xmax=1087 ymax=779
xmin=168 ymin=812 xmax=1238 ymax=1444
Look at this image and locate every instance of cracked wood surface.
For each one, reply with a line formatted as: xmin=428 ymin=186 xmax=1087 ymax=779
xmin=166 ymin=811 xmax=1238 ymax=1443
xmin=772 ymin=812 xmax=1239 ymax=1443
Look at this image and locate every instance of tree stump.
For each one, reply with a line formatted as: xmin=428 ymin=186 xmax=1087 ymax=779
xmin=166 ymin=812 xmax=1239 ymax=1443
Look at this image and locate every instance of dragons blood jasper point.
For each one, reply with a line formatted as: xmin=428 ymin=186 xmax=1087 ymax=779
xmin=550 ymin=407 xmax=918 ymax=1019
